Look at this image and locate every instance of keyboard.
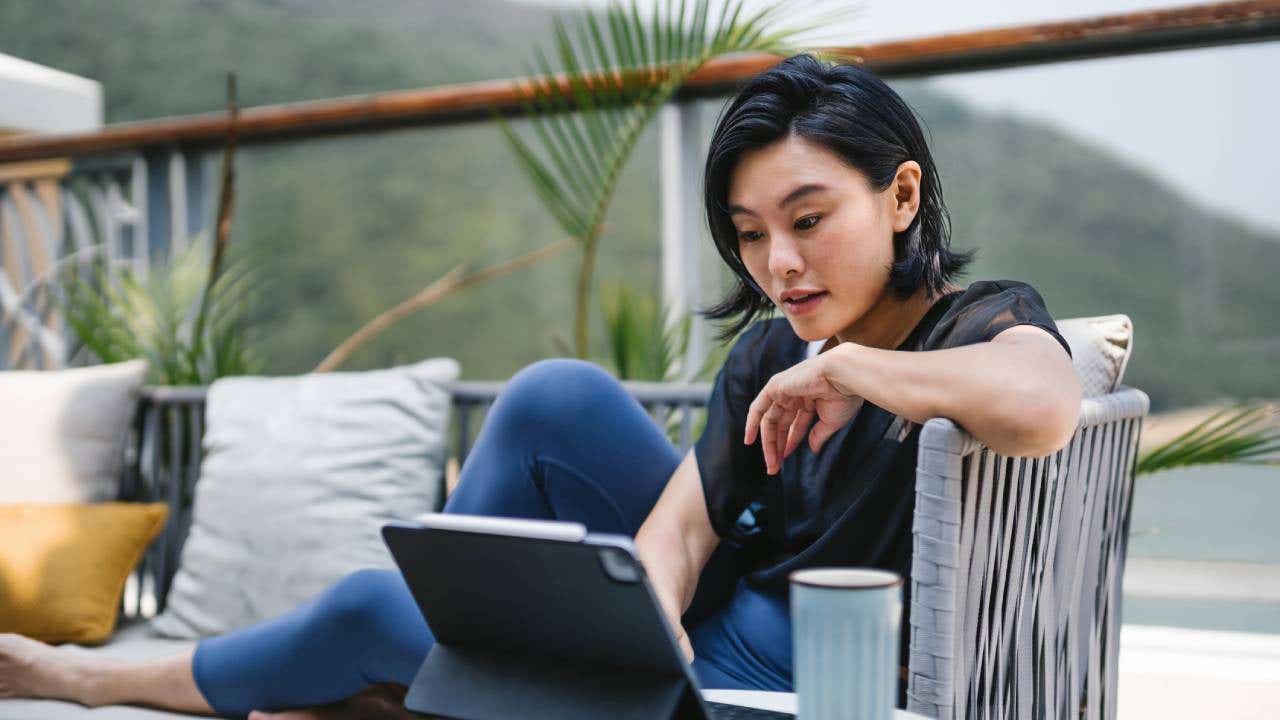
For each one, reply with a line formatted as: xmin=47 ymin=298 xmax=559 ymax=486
xmin=705 ymin=700 xmax=796 ymax=719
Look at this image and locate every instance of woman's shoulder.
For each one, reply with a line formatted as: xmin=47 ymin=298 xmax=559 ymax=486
xmin=926 ymin=278 xmax=1069 ymax=354
xmin=940 ymin=278 xmax=1055 ymax=318
xmin=949 ymin=278 xmax=1049 ymax=303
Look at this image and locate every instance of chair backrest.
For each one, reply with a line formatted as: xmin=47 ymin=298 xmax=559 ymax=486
xmin=906 ymin=386 xmax=1149 ymax=720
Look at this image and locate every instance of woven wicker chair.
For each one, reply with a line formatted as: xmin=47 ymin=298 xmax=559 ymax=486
xmin=906 ymin=386 xmax=1149 ymax=720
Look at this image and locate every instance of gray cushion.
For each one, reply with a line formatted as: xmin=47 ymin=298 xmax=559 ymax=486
xmin=148 ymin=357 xmax=458 ymax=639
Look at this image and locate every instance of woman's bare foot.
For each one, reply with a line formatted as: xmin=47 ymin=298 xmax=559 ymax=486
xmin=0 ymin=633 xmax=101 ymax=706
xmin=247 ymin=683 xmax=413 ymax=720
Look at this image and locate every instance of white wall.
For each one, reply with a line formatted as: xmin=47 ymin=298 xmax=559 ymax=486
xmin=0 ymin=52 xmax=101 ymax=135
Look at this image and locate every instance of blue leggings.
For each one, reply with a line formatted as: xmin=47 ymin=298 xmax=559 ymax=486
xmin=192 ymin=359 xmax=793 ymax=717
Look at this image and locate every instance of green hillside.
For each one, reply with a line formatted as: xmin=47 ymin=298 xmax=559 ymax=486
xmin=2 ymin=0 xmax=1276 ymax=410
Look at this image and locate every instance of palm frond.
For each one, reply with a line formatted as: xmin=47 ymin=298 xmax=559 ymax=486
xmin=600 ymin=283 xmax=691 ymax=382
xmin=1136 ymin=402 xmax=1280 ymax=475
xmin=498 ymin=0 xmax=833 ymax=357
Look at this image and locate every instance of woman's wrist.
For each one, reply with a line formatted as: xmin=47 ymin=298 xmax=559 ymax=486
xmin=821 ymin=340 xmax=865 ymax=398
xmin=636 ymin=526 xmax=693 ymax=617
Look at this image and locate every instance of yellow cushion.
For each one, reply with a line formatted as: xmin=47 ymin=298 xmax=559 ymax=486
xmin=0 ymin=502 xmax=168 ymax=645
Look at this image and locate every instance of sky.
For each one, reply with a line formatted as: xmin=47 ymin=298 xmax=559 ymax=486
xmin=518 ymin=0 xmax=1280 ymax=235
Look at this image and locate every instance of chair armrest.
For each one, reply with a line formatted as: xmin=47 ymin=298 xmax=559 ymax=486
xmin=907 ymin=386 xmax=1149 ymax=720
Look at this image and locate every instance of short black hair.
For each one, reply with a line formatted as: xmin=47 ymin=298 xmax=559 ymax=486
xmin=701 ymin=53 xmax=973 ymax=340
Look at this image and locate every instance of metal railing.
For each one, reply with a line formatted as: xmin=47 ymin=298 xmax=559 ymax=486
xmin=0 ymin=151 xmax=211 ymax=369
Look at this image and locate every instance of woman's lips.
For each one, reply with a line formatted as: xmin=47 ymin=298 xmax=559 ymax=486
xmin=782 ymin=291 xmax=828 ymax=315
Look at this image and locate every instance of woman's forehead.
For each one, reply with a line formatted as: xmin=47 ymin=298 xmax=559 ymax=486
xmin=728 ymin=135 xmax=865 ymax=208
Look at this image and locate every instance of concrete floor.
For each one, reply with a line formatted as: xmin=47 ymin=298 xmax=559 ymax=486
xmin=1118 ymin=625 xmax=1280 ymax=720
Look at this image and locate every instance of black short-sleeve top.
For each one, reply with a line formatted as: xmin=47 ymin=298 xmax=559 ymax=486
xmin=693 ymin=280 xmax=1073 ymax=596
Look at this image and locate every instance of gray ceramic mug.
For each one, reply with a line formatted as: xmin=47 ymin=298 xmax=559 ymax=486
xmin=790 ymin=568 xmax=903 ymax=720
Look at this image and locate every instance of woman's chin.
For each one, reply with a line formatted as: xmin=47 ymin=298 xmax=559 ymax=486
xmin=784 ymin=315 xmax=836 ymax=342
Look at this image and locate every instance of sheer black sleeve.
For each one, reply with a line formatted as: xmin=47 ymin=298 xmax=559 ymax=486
xmin=926 ymin=280 xmax=1072 ymax=358
xmin=693 ymin=322 xmax=772 ymax=539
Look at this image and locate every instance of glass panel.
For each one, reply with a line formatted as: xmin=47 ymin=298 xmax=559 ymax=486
xmin=233 ymin=120 xmax=663 ymax=379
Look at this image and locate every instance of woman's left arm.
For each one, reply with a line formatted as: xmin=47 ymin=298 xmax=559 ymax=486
xmin=746 ymin=325 xmax=1081 ymax=472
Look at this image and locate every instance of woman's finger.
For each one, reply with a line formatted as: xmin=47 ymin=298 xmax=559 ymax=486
xmin=744 ymin=386 xmax=771 ymax=445
xmin=774 ymin=403 xmax=792 ymax=472
xmin=809 ymin=416 xmax=842 ymax=454
xmin=676 ymin=626 xmax=695 ymax=663
xmin=760 ymin=401 xmax=784 ymax=473
xmin=754 ymin=396 xmax=773 ymax=468
xmin=784 ymin=403 xmax=814 ymax=458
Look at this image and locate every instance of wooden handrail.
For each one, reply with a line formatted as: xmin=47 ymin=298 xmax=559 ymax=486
xmin=0 ymin=0 xmax=1276 ymax=162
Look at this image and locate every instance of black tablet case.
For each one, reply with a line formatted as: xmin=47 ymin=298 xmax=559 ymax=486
xmin=383 ymin=523 xmax=709 ymax=720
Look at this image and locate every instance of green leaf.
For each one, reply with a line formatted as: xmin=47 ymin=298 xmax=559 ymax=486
xmin=58 ymin=241 xmax=260 ymax=386
xmin=1137 ymin=403 xmax=1280 ymax=475
xmin=599 ymin=282 xmax=698 ymax=382
xmin=501 ymin=0 xmax=825 ymax=356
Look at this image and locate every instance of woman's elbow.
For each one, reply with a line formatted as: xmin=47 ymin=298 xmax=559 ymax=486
xmin=989 ymin=375 xmax=1082 ymax=457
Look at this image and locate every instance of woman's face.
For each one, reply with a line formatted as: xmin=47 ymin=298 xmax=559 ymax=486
xmin=728 ymin=133 xmax=920 ymax=342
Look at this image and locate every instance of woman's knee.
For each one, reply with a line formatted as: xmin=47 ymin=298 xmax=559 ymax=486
xmin=492 ymin=359 xmax=628 ymax=430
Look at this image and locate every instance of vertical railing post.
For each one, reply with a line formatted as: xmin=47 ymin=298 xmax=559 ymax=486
xmin=127 ymin=154 xmax=148 ymax=276
xmin=184 ymin=151 xmax=211 ymax=249
xmin=660 ymin=101 xmax=709 ymax=380
xmin=144 ymin=149 xmax=172 ymax=260
xmin=148 ymin=148 xmax=213 ymax=260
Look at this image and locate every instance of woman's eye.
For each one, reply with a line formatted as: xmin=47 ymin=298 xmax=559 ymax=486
xmin=738 ymin=230 xmax=764 ymax=243
xmin=795 ymin=214 xmax=821 ymax=231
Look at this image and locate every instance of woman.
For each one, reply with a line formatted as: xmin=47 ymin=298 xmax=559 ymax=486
xmin=0 ymin=54 xmax=1081 ymax=719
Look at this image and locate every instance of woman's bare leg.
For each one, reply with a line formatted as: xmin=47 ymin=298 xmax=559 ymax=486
xmin=0 ymin=633 xmax=214 ymax=714
xmin=0 ymin=632 xmax=415 ymax=719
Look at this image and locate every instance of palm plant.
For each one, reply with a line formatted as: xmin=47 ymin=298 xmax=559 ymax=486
xmin=600 ymin=282 xmax=688 ymax=381
xmin=61 ymin=242 xmax=259 ymax=385
xmin=499 ymin=0 xmax=829 ymax=358
xmin=60 ymin=72 xmax=253 ymax=386
xmin=1136 ymin=402 xmax=1280 ymax=476
xmin=600 ymin=282 xmax=747 ymax=447
xmin=599 ymin=280 xmax=742 ymax=383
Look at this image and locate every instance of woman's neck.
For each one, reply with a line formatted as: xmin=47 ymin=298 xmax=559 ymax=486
xmin=832 ymin=282 xmax=963 ymax=351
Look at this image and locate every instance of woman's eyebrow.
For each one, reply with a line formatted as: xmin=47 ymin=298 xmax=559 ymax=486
xmin=728 ymin=183 xmax=830 ymax=216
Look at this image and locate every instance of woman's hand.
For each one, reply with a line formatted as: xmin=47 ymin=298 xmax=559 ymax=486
xmin=673 ymin=623 xmax=695 ymax=664
xmin=744 ymin=346 xmax=863 ymax=475
xmin=634 ymin=451 xmax=719 ymax=666
xmin=653 ymin=582 xmax=696 ymax=663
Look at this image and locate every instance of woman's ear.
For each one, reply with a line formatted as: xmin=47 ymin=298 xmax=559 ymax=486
xmin=889 ymin=160 xmax=922 ymax=233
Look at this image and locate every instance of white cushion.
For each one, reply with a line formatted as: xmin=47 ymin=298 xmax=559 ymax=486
xmin=148 ymin=357 xmax=459 ymax=639
xmin=1055 ymin=314 xmax=1134 ymax=397
xmin=0 ymin=360 xmax=147 ymax=503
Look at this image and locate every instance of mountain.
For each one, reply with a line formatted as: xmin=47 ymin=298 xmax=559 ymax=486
xmin=2 ymin=0 xmax=1276 ymax=410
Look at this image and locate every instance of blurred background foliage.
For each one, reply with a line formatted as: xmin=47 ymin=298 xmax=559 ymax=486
xmin=61 ymin=241 xmax=260 ymax=385
xmin=3 ymin=0 xmax=1277 ymax=412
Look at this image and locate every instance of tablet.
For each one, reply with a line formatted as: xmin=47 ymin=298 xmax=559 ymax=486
xmin=382 ymin=512 xmax=795 ymax=720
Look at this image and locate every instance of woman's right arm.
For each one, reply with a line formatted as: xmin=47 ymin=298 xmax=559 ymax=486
xmin=634 ymin=449 xmax=721 ymax=663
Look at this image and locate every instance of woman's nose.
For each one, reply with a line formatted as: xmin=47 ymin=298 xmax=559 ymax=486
xmin=767 ymin=233 xmax=804 ymax=278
